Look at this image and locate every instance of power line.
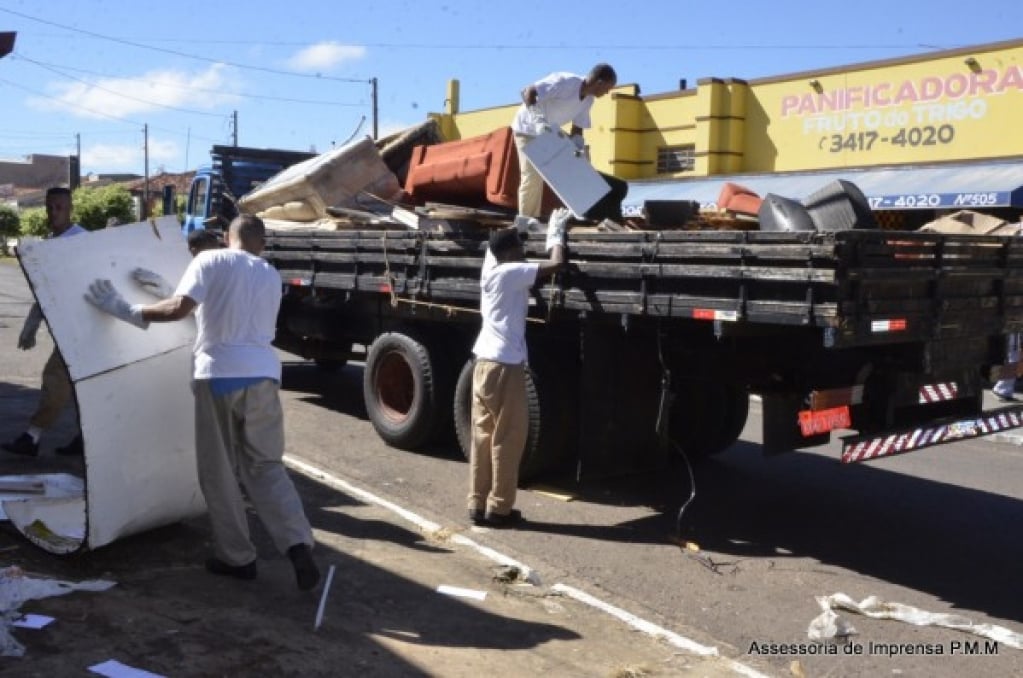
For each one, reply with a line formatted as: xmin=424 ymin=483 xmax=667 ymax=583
xmin=0 ymin=76 xmax=222 ymax=144
xmin=0 ymin=7 xmax=371 ymax=83
xmin=13 ymin=52 xmax=368 ymax=107
xmin=16 ymin=54 xmax=226 ymax=118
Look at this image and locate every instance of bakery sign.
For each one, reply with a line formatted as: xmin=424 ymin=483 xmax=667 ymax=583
xmin=778 ymin=62 xmax=1023 ymax=159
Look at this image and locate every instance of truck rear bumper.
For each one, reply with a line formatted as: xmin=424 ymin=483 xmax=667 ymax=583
xmin=841 ymin=404 xmax=1023 ymax=462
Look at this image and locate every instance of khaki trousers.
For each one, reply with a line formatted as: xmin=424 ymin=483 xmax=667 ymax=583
xmin=193 ymin=380 xmax=313 ymax=566
xmin=468 ymin=360 xmax=528 ymax=515
xmin=514 ymin=132 xmax=544 ymax=218
xmin=29 ymin=349 xmax=73 ymax=430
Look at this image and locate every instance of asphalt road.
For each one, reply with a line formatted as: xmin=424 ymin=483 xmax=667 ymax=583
xmin=5 ymin=257 xmax=1023 ymax=677
xmin=278 ymin=357 xmax=1023 ymax=677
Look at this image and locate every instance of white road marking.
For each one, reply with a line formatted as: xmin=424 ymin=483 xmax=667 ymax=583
xmin=284 ymin=454 xmax=767 ymax=676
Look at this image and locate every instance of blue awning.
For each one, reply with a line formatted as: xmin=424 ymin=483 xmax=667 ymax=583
xmin=624 ymin=159 xmax=1023 ymax=213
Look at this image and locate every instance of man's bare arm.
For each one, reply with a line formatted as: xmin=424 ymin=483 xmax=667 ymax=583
xmin=140 ymin=295 xmax=197 ymax=323
xmin=536 ymin=244 xmax=565 ymax=279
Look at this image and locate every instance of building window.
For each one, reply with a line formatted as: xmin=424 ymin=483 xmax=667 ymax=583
xmin=657 ymin=145 xmax=695 ymax=174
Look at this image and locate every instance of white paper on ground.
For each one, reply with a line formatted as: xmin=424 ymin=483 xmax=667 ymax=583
xmin=521 ymin=131 xmax=610 ymax=219
xmin=0 ymin=565 xmax=116 ymax=657
xmin=808 ymin=592 xmax=1023 ymax=649
xmin=436 ymin=584 xmax=487 ymax=601
xmin=88 ymin=659 xmax=166 ymax=678
xmin=11 ymin=614 xmax=55 ymax=629
xmin=6 ymin=218 xmax=205 ymax=553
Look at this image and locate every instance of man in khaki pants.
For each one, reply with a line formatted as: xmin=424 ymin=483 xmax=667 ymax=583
xmin=85 ymin=215 xmax=319 ymax=591
xmin=468 ymin=209 xmax=568 ymax=527
xmin=3 ymin=187 xmax=87 ymax=458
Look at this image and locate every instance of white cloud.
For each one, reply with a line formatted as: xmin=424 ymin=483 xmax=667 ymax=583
xmin=29 ymin=64 xmax=242 ymax=120
xmin=285 ymin=42 xmax=366 ymax=73
xmin=83 ymin=138 xmax=178 ymax=174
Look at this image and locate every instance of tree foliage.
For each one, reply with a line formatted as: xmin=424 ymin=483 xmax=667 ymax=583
xmin=19 ymin=207 xmax=48 ymax=237
xmin=0 ymin=204 xmax=19 ymax=255
xmin=72 ymin=185 xmax=136 ymax=230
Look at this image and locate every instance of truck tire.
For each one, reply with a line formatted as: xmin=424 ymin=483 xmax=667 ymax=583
xmin=670 ymin=381 xmax=749 ymax=458
xmin=363 ymin=332 xmax=450 ymax=450
xmin=453 ymin=358 xmax=548 ymax=482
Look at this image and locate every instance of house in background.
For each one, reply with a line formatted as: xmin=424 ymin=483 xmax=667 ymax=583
xmin=120 ymin=171 xmax=195 ymax=219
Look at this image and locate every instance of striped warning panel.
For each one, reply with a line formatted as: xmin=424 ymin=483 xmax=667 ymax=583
xmin=842 ymin=407 xmax=1023 ymax=463
xmin=918 ymin=382 xmax=959 ymax=403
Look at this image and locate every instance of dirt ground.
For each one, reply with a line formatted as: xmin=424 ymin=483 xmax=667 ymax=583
xmin=0 ymin=466 xmax=751 ymax=678
xmin=0 ymin=258 xmax=751 ymax=677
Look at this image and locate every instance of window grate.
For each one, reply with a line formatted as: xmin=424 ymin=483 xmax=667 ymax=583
xmin=657 ymin=145 xmax=695 ymax=173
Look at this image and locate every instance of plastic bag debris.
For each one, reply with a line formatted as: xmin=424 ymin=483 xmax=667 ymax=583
xmin=807 ymin=592 xmax=1023 ymax=649
xmin=1 ymin=565 xmax=116 ymax=657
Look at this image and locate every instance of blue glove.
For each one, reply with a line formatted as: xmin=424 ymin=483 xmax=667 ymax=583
xmin=85 ymin=279 xmax=148 ymax=329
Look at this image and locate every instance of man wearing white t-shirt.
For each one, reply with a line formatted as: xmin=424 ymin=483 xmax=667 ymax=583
xmin=510 ymin=64 xmax=627 ymax=222
xmin=84 ymin=215 xmax=319 ymax=591
xmin=468 ymin=209 xmax=568 ymax=527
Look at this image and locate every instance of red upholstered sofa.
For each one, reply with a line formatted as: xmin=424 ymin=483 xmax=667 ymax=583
xmin=404 ymin=126 xmax=559 ymax=213
xmin=717 ymin=182 xmax=763 ymax=217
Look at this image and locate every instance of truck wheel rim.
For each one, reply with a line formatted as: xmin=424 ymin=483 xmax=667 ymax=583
xmin=376 ymin=351 xmax=414 ymax=422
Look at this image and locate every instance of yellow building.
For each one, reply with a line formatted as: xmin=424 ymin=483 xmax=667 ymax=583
xmin=429 ymin=38 xmax=1023 ymax=227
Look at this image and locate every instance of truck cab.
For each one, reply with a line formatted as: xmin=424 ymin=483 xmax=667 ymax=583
xmin=183 ymin=145 xmax=316 ymax=235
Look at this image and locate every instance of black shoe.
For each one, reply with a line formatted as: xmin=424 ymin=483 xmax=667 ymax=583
xmin=484 ymin=508 xmax=523 ymax=528
xmin=205 ymin=557 xmax=257 ymax=580
xmin=288 ymin=544 xmax=320 ymax=591
xmin=468 ymin=508 xmax=486 ymax=525
xmin=55 ymin=435 xmax=84 ymax=457
xmin=2 ymin=433 xmax=39 ymax=457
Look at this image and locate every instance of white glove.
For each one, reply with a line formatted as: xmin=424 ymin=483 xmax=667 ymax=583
xmin=84 ymin=279 xmax=149 ymax=329
xmin=546 ymin=207 xmax=570 ymax=252
xmin=17 ymin=303 xmax=43 ymax=350
xmin=132 ymin=267 xmax=174 ymax=298
xmin=529 ymin=105 xmax=552 ymax=135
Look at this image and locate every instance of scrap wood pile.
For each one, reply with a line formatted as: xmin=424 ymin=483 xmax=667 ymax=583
xmin=242 ymin=122 xmax=1015 ymax=239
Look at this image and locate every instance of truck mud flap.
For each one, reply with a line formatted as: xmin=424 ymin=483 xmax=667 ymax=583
xmin=841 ymin=404 xmax=1023 ymax=463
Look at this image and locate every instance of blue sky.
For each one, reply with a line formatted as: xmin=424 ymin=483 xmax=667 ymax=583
xmin=1 ymin=0 xmax=1019 ymax=176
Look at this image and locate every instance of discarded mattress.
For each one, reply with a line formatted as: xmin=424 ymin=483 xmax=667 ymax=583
xmin=239 ymin=136 xmax=404 ymax=220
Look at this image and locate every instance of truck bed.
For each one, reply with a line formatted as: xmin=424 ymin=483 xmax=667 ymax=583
xmin=264 ymin=225 xmax=1023 ymax=350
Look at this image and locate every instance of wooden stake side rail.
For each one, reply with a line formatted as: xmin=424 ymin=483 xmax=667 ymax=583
xmin=265 ymin=226 xmax=1023 ymax=348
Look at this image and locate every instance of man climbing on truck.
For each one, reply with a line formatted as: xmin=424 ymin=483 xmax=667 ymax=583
xmin=468 ymin=208 xmax=569 ymax=527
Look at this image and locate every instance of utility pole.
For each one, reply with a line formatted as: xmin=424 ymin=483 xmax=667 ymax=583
xmin=371 ymin=77 xmax=379 ymax=140
xmin=142 ymin=124 xmax=149 ymax=220
xmin=232 ymin=110 xmax=238 ymax=146
xmin=69 ymin=133 xmax=81 ymax=190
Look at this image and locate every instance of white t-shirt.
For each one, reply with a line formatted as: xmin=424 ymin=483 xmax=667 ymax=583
xmin=511 ymin=72 xmax=594 ymax=137
xmin=174 ymin=248 xmax=282 ymax=380
xmin=471 ymin=249 xmax=539 ymax=365
xmin=59 ymin=224 xmax=87 ymax=238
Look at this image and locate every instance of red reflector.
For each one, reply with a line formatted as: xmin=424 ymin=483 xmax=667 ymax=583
xmin=693 ymin=308 xmax=715 ymax=320
xmin=798 ymin=405 xmax=851 ymax=436
xmin=379 ymin=283 xmax=392 ymax=293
